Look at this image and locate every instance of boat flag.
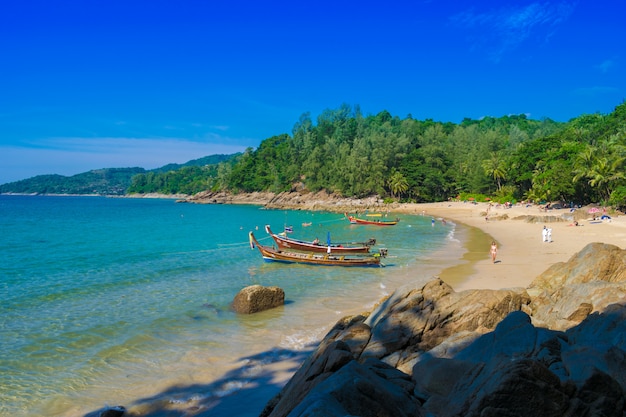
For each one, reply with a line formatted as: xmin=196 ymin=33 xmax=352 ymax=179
xmin=327 ymin=231 xmax=331 ymax=246
xmin=249 ymin=233 xmax=255 ymax=249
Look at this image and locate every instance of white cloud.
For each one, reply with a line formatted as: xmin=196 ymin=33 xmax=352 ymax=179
xmin=595 ymin=59 xmax=615 ymax=73
xmin=450 ymin=2 xmax=576 ymax=62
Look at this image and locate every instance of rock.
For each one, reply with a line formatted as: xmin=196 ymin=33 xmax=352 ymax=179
xmin=99 ymin=405 xmax=126 ymax=417
xmin=264 ymin=357 xmax=423 ymax=417
xmin=297 ymin=359 xmax=423 ymax=417
xmin=361 ymin=278 xmax=531 ymax=370
xmin=528 ymin=242 xmax=626 ymax=330
xmin=232 ymin=285 xmax=285 ymax=314
xmin=260 ymin=244 xmax=626 ymax=417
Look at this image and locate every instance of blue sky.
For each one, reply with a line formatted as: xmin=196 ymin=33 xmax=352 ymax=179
xmin=1 ymin=0 xmax=624 ymax=184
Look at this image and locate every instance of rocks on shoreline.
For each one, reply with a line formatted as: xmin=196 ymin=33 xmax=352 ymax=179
xmin=232 ymin=285 xmax=285 ymax=314
xmin=260 ymin=242 xmax=626 ymax=417
xmin=180 ymin=190 xmax=388 ymax=213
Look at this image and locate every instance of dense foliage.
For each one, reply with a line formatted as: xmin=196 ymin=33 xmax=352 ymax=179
xmin=126 ymin=154 xmax=238 ymax=194
xmin=3 ymin=103 xmax=625 ymax=209
xmin=216 ymin=102 xmax=625 ymax=208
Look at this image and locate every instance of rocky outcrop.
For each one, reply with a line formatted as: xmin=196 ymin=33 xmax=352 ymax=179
xmin=181 ymin=190 xmax=387 ymax=213
xmin=232 ymin=285 xmax=285 ymax=314
xmin=528 ymin=242 xmax=626 ymax=330
xmin=261 ymin=243 xmax=626 ymax=417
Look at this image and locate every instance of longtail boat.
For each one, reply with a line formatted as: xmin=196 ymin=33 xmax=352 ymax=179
xmin=346 ymin=213 xmax=399 ymax=226
xmin=249 ymin=232 xmax=386 ymax=267
xmin=265 ymin=225 xmax=375 ymax=254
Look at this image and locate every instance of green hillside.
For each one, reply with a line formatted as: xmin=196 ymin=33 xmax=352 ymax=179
xmin=0 ymin=154 xmax=237 ymax=196
xmin=2 ymin=102 xmax=625 ymax=208
xmin=0 ymin=168 xmax=146 ymax=195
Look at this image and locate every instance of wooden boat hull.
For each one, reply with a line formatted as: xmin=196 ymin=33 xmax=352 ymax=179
xmin=346 ymin=214 xmax=399 ymax=226
xmin=265 ymin=225 xmax=373 ymax=254
xmin=249 ymin=232 xmax=384 ymax=267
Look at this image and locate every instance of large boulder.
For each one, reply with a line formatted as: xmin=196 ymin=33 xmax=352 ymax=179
xmin=528 ymin=242 xmax=626 ymax=330
xmin=361 ymin=278 xmax=531 ymax=373
xmin=232 ymin=285 xmax=285 ymax=314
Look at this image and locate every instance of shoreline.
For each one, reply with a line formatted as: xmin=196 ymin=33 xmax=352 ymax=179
xmin=201 ymin=201 xmax=626 ymax=417
xmin=406 ymin=201 xmax=626 ymax=291
xmin=8 ymin=194 xmax=624 ymax=416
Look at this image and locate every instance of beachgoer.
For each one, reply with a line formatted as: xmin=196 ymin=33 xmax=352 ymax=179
xmin=547 ymin=227 xmax=552 ymax=242
xmin=313 ymin=237 xmax=320 ymax=245
xmin=431 ymin=218 xmax=435 ymax=227
xmin=542 ymin=226 xmax=548 ymax=242
xmin=490 ymin=241 xmax=498 ymax=263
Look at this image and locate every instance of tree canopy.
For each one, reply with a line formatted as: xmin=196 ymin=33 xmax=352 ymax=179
xmin=207 ymin=101 xmax=625 ymax=208
xmin=4 ymin=102 xmax=625 ymax=210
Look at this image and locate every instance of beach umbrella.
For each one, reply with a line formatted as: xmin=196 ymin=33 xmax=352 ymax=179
xmin=588 ymin=207 xmax=600 ymax=214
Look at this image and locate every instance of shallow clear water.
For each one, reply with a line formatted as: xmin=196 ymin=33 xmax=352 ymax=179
xmin=0 ymin=195 xmax=458 ymax=416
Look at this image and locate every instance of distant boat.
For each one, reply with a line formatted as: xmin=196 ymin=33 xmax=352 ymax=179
xmin=249 ymin=231 xmax=386 ymax=267
xmin=265 ymin=225 xmax=375 ymax=254
xmin=346 ymin=213 xmax=399 ymax=226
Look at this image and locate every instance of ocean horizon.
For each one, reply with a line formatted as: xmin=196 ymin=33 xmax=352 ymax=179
xmin=0 ymin=195 xmax=464 ymax=416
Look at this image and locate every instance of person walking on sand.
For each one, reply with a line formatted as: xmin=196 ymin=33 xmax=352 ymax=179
xmin=542 ymin=225 xmax=548 ymax=242
xmin=490 ymin=241 xmax=498 ymax=263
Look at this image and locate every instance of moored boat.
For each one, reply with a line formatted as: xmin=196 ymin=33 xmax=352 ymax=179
xmin=249 ymin=232 xmax=386 ymax=267
xmin=346 ymin=213 xmax=399 ymax=226
xmin=265 ymin=225 xmax=375 ymax=254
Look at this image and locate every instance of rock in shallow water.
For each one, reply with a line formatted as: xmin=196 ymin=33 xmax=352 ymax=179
xmin=232 ymin=285 xmax=285 ymax=314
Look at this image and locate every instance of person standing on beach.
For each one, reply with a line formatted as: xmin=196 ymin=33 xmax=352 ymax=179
xmin=542 ymin=226 xmax=548 ymax=242
xmin=490 ymin=241 xmax=498 ymax=263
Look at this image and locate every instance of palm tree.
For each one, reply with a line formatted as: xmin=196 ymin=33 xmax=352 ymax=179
xmin=388 ymin=171 xmax=409 ymax=199
xmin=587 ymin=156 xmax=626 ymax=202
xmin=574 ymin=140 xmax=626 ymax=202
xmin=482 ymin=152 xmax=507 ymax=191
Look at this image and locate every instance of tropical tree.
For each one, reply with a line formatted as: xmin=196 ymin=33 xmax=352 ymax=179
xmin=388 ymin=171 xmax=409 ymax=199
xmin=481 ymin=151 xmax=507 ymax=192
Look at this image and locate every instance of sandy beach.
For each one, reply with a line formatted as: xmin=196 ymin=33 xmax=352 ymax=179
xmin=403 ymin=201 xmax=626 ymax=291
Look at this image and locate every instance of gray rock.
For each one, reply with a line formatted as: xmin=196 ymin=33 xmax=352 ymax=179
xmin=232 ymin=285 xmax=284 ymax=314
xmin=99 ymin=405 xmax=125 ymax=417
xmin=261 ymin=243 xmax=626 ymax=417
xmin=529 ymin=242 xmax=626 ymax=330
xmin=272 ymin=359 xmax=423 ymax=417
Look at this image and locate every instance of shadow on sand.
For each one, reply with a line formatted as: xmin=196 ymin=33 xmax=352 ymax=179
xmin=84 ymin=344 xmax=316 ymax=417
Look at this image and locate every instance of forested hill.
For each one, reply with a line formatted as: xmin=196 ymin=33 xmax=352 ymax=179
xmin=0 ymin=154 xmax=237 ymax=196
xmin=130 ymin=102 xmax=624 ymax=207
xmin=3 ymin=102 xmax=625 ymax=206
xmin=0 ymin=168 xmax=146 ymax=195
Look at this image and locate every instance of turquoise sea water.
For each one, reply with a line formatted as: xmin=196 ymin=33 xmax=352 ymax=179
xmin=0 ymin=195 xmax=459 ymax=416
